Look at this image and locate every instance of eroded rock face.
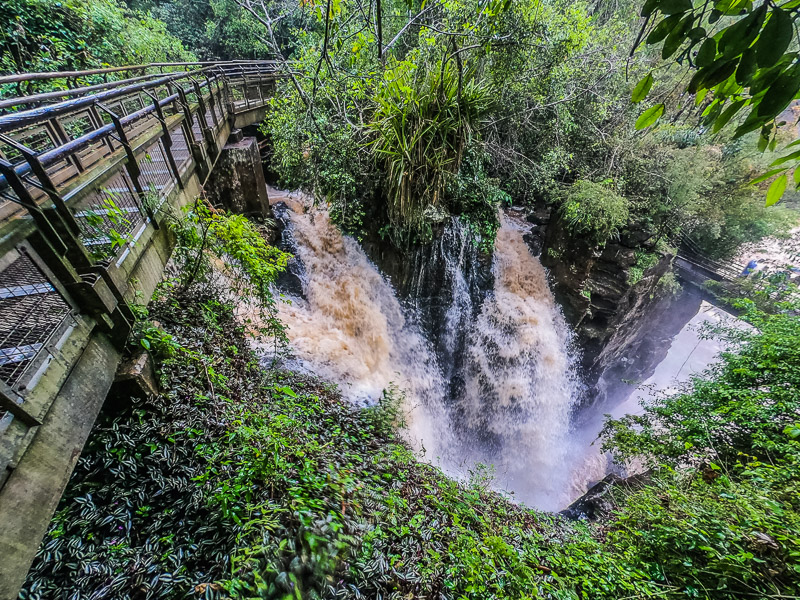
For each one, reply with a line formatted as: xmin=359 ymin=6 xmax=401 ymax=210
xmin=540 ymin=212 xmax=676 ymax=395
xmin=561 ymin=471 xmax=651 ymax=521
xmin=362 ymin=218 xmax=494 ymax=391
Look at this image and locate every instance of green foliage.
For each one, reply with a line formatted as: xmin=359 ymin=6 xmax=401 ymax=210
xmin=0 ymin=0 xmax=192 ymax=95
xmin=632 ymin=0 xmax=800 ymax=205
xmin=561 ymin=180 xmax=630 ymax=245
xmin=601 ymin=308 xmax=800 ymax=598
xmin=168 ymin=199 xmax=291 ymax=346
xmin=369 ymin=57 xmax=493 ymax=237
xmin=445 ymin=147 xmax=510 ymax=252
xmin=629 ymin=250 xmax=660 ymax=285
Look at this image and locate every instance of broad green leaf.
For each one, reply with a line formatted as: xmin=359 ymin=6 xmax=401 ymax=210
xmin=749 ymin=168 xmax=786 ymax=184
xmin=712 ymin=99 xmax=746 ymax=132
xmin=794 ymin=169 xmax=800 ymax=189
xmin=641 ymin=0 xmax=661 ymax=16
xmin=735 ymin=48 xmax=756 ymax=85
xmin=765 ymin=173 xmax=787 ymax=206
xmin=719 ymin=4 xmax=767 ymax=57
xmin=663 ymin=15 xmax=693 ymax=59
xmin=647 ymin=14 xmax=682 ymax=44
xmin=635 ymin=103 xmax=665 ymax=129
xmin=695 ymin=38 xmax=717 ymax=68
xmin=770 ymin=149 xmax=800 ymax=166
xmin=756 ymin=8 xmax=793 ymax=68
xmin=659 ymin=0 xmax=693 ymax=14
xmin=756 ymin=63 xmax=800 ymax=118
xmin=632 ymin=73 xmax=654 ymax=102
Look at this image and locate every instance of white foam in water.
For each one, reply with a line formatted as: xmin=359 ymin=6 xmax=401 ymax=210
xmin=264 ymin=193 xmax=580 ymax=509
xmin=264 ymin=190 xmax=452 ymax=460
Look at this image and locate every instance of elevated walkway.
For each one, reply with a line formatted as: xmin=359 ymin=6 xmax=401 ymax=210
xmin=0 ymin=61 xmax=281 ymax=597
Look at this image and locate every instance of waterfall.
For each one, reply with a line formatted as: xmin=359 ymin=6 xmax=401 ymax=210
xmin=266 ymin=190 xmax=453 ymax=460
xmin=452 ymin=212 xmax=579 ymax=510
xmin=267 ymin=191 xmax=578 ymax=509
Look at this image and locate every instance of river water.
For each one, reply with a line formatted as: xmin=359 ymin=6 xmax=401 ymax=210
xmin=263 ymin=189 xmax=734 ymax=510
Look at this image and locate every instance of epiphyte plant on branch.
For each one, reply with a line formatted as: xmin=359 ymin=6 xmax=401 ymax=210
xmin=630 ymin=0 xmax=800 ymax=206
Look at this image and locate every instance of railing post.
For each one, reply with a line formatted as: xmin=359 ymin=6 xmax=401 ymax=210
xmin=170 ymin=83 xmax=198 ymax=143
xmin=46 ymin=118 xmax=84 ymax=173
xmin=203 ymin=75 xmax=220 ymax=127
xmin=0 ymin=160 xmax=69 ymax=258
xmin=95 ymin=102 xmax=158 ymax=227
xmin=143 ymin=89 xmax=184 ymax=190
xmin=0 ymin=135 xmax=84 ymax=239
xmin=190 ymin=78 xmax=216 ymax=154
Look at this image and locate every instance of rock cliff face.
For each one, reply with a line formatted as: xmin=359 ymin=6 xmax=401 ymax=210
xmin=539 ymin=211 xmax=677 ymax=396
xmin=362 ymin=219 xmax=494 ymax=391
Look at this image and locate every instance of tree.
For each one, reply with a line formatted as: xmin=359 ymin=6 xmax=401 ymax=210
xmin=630 ymin=0 xmax=800 ymax=206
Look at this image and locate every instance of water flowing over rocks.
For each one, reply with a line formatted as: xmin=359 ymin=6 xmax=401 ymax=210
xmin=269 ymin=191 xmax=580 ymax=509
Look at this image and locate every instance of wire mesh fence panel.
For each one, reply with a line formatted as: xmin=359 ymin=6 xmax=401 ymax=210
xmin=73 ymin=170 xmax=146 ymax=260
xmin=139 ymin=140 xmax=174 ymax=203
xmin=0 ymin=252 xmax=71 ymax=391
xmin=169 ymin=125 xmax=191 ymax=170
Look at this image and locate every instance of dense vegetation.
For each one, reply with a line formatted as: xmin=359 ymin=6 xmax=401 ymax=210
xmin=22 ymin=233 xmax=800 ymax=599
xmin=5 ymin=0 xmax=795 ymax=257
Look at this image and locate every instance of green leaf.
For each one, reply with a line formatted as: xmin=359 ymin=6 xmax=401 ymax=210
xmin=641 ymin=0 xmax=661 ymax=16
xmin=749 ymin=168 xmax=786 ymax=184
xmin=756 ymin=63 xmax=800 ymax=119
xmin=765 ymin=174 xmax=787 ymax=206
xmin=662 ymin=15 xmax=693 ymax=59
xmin=695 ymin=38 xmax=717 ymax=68
xmin=636 ymin=103 xmax=665 ymax=129
xmin=632 ymin=73 xmax=654 ymax=102
xmin=735 ymin=48 xmax=756 ymax=86
xmin=756 ymin=8 xmax=793 ymax=68
xmin=712 ymin=99 xmax=746 ymax=132
xmin=659 ymin=0 xmax=693 ymax=14
xmin=719 ymin=4 xmax=767 ymax=58
xmin=647 ymin=14 xmax=682 ymax=44
xmin=771 ymin=149 xmax=800 ymax=166
xmin=140 ymin=338 xmax=151 ymax=350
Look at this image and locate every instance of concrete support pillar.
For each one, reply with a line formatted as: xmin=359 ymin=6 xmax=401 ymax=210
xmin=205 ymin=131 xmax=271 ymax=216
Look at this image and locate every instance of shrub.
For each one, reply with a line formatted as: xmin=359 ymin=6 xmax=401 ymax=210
xmin=561 ymin=180 xmax=629 ymax=246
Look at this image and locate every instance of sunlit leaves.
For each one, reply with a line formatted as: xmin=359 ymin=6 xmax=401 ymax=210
xmin=635 ymin=103 xmax=665 ymax=129
xmin=631 ymin=72 xmax=654 ymax=102
xmin=766 ymin=174 xmax=788 ymax=206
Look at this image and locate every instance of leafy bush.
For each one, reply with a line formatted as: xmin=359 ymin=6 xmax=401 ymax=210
xmin=0 ymin=0 xmax=192 ymax=96
xmin=561 ymin=180 xmax=630 ymax=246
xmin=629 ymin=250 xmax=660 ymax=285
xmin=601 ymin=308 xmax=800 ymax=598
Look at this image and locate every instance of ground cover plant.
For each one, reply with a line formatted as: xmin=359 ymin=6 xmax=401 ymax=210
xmin=21 ymin=233 xmax=800 ymax=599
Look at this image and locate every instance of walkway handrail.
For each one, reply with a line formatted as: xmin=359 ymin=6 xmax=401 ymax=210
xmin=0 ymin=60 xmax=281 ymax=506
xmin=0 ymin=60 xmax=279 ymax=85
xmin=0 ymin=62 xmax=279 ymax=131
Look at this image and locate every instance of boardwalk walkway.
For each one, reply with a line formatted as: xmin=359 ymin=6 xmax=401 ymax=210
xmin=0 ymin=61 xmax=280 ymax=597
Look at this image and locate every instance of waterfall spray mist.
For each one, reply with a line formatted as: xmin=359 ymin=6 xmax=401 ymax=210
xmin=266 ymin=192 xmax=579 ymax=510
xmin=453 ymin=213 xmax=579 ymax=510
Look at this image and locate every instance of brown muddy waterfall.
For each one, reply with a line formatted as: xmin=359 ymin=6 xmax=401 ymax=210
xmin=267 ymin=191 xmax=578 ymax=510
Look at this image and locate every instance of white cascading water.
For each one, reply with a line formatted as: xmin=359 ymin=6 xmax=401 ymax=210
xmin=454 ymin=212 xmax=578 ymax=510
xmin=266 ymin=190 xmax=453 ymax=460
xmin=267 ymin=191 xmax=577 ymax=509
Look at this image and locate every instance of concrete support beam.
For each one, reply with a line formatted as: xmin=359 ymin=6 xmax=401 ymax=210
xmin=0 ymin=333 xmax=121 ymax=600
xmin=205 ymin=133 xmax=271 ymax=216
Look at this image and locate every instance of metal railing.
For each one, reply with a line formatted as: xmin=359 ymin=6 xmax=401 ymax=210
xmin=0 ymin=61 xmax=280 ymax=483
